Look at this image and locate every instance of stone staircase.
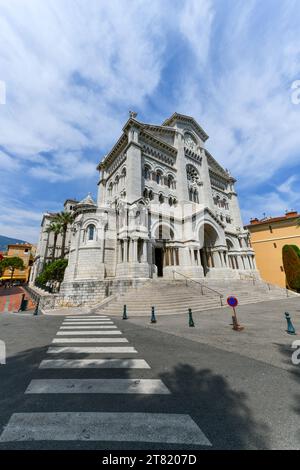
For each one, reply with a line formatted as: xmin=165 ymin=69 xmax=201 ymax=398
xmin=94 ymin=278 xmax=298 ymax=317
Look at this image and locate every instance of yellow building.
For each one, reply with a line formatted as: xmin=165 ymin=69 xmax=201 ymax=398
xmin=245 ymin=211 xmax=300 ymax=288
xmin=0 ymin=243 xmax=35 ymax=283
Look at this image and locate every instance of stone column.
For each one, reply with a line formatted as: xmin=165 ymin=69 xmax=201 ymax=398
xmin=165 ymin=248 xmax=169 ymax=266
xmin=175 ymin=248 xmax=179 ymax=266
xmin=118 ymin=240 xmax=122 ymax=263
xmin=123 ymin=239 xmax=128 ymax=263
xmin=212 ymin=250 xmax=221 ymax=268
xmin=236 ymin=255 xmax=243 ymax=269
xmin=173 ymin=131 xmax=190 ymax=203
xmin=126 ymin=127 xmax=142 ymax=204
xmin=198 ymin=249 xmax=202 ymax=267
xmin=133 ymin=239 xmax=138 ymax=262
xmin=142 ymin=240 xmax=148 ymax=263
xmin=247 ymin=255 xmax=252 ymax=269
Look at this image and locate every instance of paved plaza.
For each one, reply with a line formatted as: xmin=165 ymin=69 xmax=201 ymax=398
xmin=0 ymin=297 xmax=299 ymax=449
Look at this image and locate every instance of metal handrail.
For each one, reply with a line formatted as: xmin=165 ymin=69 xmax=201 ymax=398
xmin=172 ymin=270 xmax=224 ymax=306
xmin=239 ymin=273 xmax=256 ymax=285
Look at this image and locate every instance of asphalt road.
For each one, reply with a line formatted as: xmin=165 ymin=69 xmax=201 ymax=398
xmin=0 ymin=310 xmax=299 ymax=450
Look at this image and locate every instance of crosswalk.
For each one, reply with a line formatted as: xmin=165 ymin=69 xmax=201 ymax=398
xmin=0 ymin=315 xmax=211 ymax=446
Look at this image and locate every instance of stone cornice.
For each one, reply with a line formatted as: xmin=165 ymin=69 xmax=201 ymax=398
xmin=162 ymin=112 xmax=209 ymax=142
xmin=97 ymin=133 xmax=128 ymax=170
xmin=140 ymin=129 xmax=177 ymax=157
xmin=142 ymin=123 xmax=176 ymax=135
xmin=184 ymin=148 xmax=202 ymax=164
xmin=206 ymin=149 xmax=232 ymax=180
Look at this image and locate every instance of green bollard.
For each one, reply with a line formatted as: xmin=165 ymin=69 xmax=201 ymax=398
xmin=33 ymin=299 xmax=40 ymax=316
xmin=123 ymin=304 xmax=128 ymax=320
xmin=285 ymin=312 xmax=296 ymax=335
xmin=188 ymin=308 xmax=195 ymax=327
xmin=151 ymin=306 xmax=157 ymax=323
xmin=18 ymin=294 xmax=26 ymax=312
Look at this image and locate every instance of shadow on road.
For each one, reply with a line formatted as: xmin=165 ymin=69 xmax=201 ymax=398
xmin=160 ymin=364 xmax=270 ymax=449
xmin=0 ymin=346 xmax=271 ymax=449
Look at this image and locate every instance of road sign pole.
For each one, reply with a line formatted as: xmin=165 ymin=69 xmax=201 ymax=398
xmin=227 ymin=296 xmax=244 ymax=332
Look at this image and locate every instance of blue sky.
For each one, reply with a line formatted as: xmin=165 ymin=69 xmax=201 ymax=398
xmin=0 ymin=0 xmax=300 ymax=242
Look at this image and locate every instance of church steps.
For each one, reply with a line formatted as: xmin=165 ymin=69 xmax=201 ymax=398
xmin=95 ymin=278 xmax=294 ymax=317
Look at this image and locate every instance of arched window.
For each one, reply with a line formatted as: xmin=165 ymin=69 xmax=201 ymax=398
xmin=167 ymin=175 xmax=174 ymax=189
xmin=169 ymin=197 xmax=173 ymax=206
xmin=114 ymin=175 xmax=119 ymax=192
xmin=149 ymin=190 xmax=154 ymax=201
xmin=87 ymin=224 xmax=95 ymax=241
xmin=156 ymin=171 xmax=162 ymax=185
xmin=144 ymin=166 xmax=151 ymax=180
xmin=143 ymin=188 xmax=149 ymax=199
xmin=159 ymin=193 xmax=164 ymax=204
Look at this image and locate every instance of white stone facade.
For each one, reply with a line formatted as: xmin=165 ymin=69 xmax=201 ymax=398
xmin=33 ymin=113 xmax=259 ymax=305
xmin=30 ymin=199 xmax=77 ymax=284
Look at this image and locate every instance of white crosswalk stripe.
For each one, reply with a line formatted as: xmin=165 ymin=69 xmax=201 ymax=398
xmin=52 ymin=337 xmax=128 ymax=343
xmin=25 ymin=378 xmax=170 ymax=394
xmin=56 ymin=330 xmax=122 ymax=335
xmin=62 ymin=322 xmax=114 ymax=325
xmin=68 ymin=316 xmax=109 ymax=319
xmin=39 ymin=359 xmax=151 ymax=369
xmin=0 ymin=315 xmax=212 ymax=447
xmin=0 ymin=412 xmax=211 ymax=445
xmin=63 ymin=320 xmax=113 ymax=323
xmin=64 ymin=318 xmax=110 ymax=322
xmin=60 ymin=325 xmax=117 ymax=329
xmin=47 ymin=346 xmax=138 ymax=354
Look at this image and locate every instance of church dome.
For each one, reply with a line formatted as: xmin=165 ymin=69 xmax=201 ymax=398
xmin=77 ymin=193 xmax=96 ymax=206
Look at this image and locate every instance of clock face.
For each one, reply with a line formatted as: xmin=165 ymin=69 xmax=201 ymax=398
xmin=184 ymin=133 xmax=196 ymax=150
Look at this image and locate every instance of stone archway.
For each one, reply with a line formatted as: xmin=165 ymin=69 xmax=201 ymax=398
xmin=152 ymin=223 xmax=175 ymax=277
xmin=199 ymin=223 xmax=220 ymax=276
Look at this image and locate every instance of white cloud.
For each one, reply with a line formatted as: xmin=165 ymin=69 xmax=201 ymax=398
xmin=0 ymin=0 xmax=169 ymax=160
xmin=0 ymin=204 xmax=44 ymax=242
xmin=175 ymin=0 xmax=300 ymax=188
xmin=0 ymin=150 xmax=21 ymax=171
xmin=0 ymin=0 xmax=299 ymax=240
xmin=29 ymin=151 xmax=96 ymax=182
xmin=179 ymin=0 xmax=214 ymax=66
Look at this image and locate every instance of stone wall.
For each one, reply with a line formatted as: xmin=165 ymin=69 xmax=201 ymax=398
xmin=34 ymin=278 xmax=149 ymax=310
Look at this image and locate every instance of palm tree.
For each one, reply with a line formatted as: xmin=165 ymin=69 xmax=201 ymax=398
xmin=45 ymin=222 xmax=62 ymax=262
xmin=55 ymin=211 xmax=75 ymax=258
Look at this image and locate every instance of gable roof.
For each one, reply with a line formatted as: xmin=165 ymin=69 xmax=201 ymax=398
xmin=162 ymin=112 xmax=209 ymax=142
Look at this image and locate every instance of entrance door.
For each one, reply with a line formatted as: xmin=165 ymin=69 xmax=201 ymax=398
xmin=155 ymin=248 xmax=164 ymax=277
xmin=200 ymin=249 xmax=208 ymax=276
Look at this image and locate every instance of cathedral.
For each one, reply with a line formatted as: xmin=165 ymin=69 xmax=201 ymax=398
xmin=32 ymin=112 xmax=258 ymax=306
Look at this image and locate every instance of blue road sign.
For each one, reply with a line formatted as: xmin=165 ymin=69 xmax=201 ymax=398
xmin=227 ymin=296 xmax=238 ymax=308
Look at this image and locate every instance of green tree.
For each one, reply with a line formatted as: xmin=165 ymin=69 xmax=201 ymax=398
xmin=0 ymin=256 xmax=25 ymax=284
xmin=35 ymin=259 xmax=68 ymax=292
xmin=282 ymin=244 xmax=300 ymax=292
xmin=54 ymin=211 xmax=75 ymax=259
xmin=45 ymin=222 xmax=62 ymax=262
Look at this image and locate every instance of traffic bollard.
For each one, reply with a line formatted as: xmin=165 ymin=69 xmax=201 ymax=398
xmin=33 ymin=299 xmax=40 ymax=316
xmin=188 ymin=308 xmax=195 ymax=327
xmin=285 ymin=312 xmax=296 ymax=335
xmin=123 ymin=304 xmax=128 ymax=320
xmin=151 ymin=306 xmax=157 ymax=323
